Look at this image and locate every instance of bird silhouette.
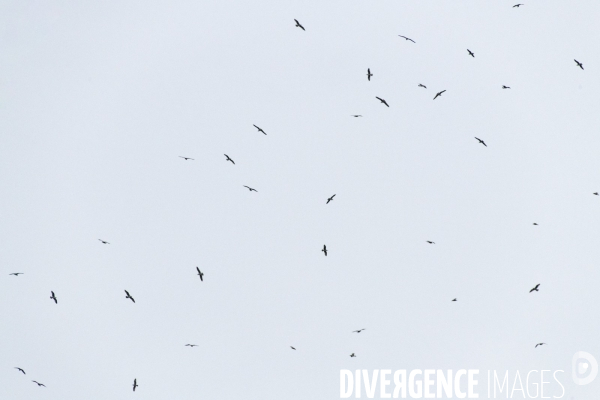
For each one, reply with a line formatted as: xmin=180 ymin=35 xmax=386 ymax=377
xmin=351 ymin=115 xmax=362 ymax=117
xmin=513 ymin=3 xmax=523 ymax=7
xmin=133 ymin=379 xmax=138 ymax=392
xmin=243 ymin=185 xmax=258 ymax=192
xmin=433 ymin=90 xmax=446 ymax=100
xmin=185 ymin=344 xmax=198 ymax=347
xmin=124 ymin=290 xmax=135 ymax=303
xmin=367 ymin=68 xmax=373 ymax=81
xmin=574 ymin=59 xmax=584 ymax=70
xmin=376 ymin=97 xmax=389 ymax=107
xmin=224 ymin=154 xmax=235 ymax=164
xmin=594 ymin=192 xmax=599 ymax=196
xmin=294 ymin=19 xmax=305 ymax=31
xmin=502 ymin=85 xmax=511 ymax=89
xmin=467 ymin=49 xmax=475 ymax=57
xmin=452 ymin=298 xmax=457 ymax=302
xmin=15 ymin=367 xmax=25 ymax=374
xmin=418 ymin=84 xmax=427 ymax=89
xmin=9 ymin=272 xmax=24 ymax=276
xmin=533 ymin=223 xmax=538 ymax=226
xmin=196 ymin=267 xmax=204 ymax=282
xmin=350 ymin=353 xmax=356 ymax=357
xmin=253 ymin=124 xmax=267 ymax=135
xmin=50 ymin=291 xmax=57 ymax=304
xmin=426 ymin=241 xmax=435 ymax=244
xmin=98 ymin=239 xmax=110 ymax=244
xmin=290 ymin=346 xmax=296 ymax=350
xmin=326 ymin=194 xmax=336 ymax=204
xmin=352 ymin=329 xmax=366 ymax=333
xmin=398 ymin=35 xmax=415 ymax=43
xmin=474 ymin=137 xmax=487 ymax=147
xmin=32 ymin=380 xmax=45 ymax=387
xmin=179 ymin=156 xmax=194 ymax=160
xmin=535 ymin=343 xmax=547 ymax=348
xmin=529 ymin=284 xmax=540 ymax=293
xmin=322 ymin=245 xmax=328 ymax=256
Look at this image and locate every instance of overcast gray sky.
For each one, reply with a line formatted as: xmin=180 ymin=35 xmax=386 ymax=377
xmin=1 ymin=1 xmax=600 ymax=399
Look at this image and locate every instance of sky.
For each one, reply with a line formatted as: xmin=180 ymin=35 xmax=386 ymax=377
xmin=1 ymin=1 xmax=600 ymax=399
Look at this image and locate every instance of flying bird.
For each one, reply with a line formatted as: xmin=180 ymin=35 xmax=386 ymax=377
xmin=351 ymin=115 xmax=362 ymax=117
xmin=98 ymin=239 xmax=110 ymax=244
xmin=50 ymin=291 xmax=57 ymax=304
xmin=290 ymin=346 xmax=296 ymax=350
xmin=452 ymin=298 xmax=457 ymax=302
xmin=513 ymin=3 xmax=523 ymax=7
xmin=294 ymin=19 xmax=305 ymax=31
xmin=253 ymin=124 xmax=267 ymax=135
xmin=322 ymin=245 xmax=328 ymax=256
xmin=398 ymin=35 xmax=415 ymax=43
xmin=243 ymin=185 xmax=257 ymax=192
xmin=594 ymin=192 xmax=598 ymax=196
xmin=179 ymin=156 xmax=194 ymax=160
xmin=574 ymin=59 xmax=584 ymax=70
xmin=133 ymin=379 xmax=138 ymax=392
xmin=467 ymin=49 xmax=475 ymax=57
xmin=352 ymin=329 xmax=366 ymax=333
xmin=124 ymin=290 xmax=135 ymax=303
xmin=529 ymin=284 xmax=540 ymax=293
xmin=15 ymin=367 xmax=25 ymax=374
xmin=535 ymin=343 xmax=547 ymax=348
xmin=418 ymin=84 xmax=427 ymax=89
xmin=474 ymin=137 xmax=487 ymax=147
xmin=426 ymin=241 xmax=435 ymax=244
xmin=350 ymin=353 xmax=356 ymax=357
xmin=9 ymin=272 xmax=24 ymax=276
xmin=185 ymin=344 xmax=198 ymax=347
xmin=196 ymin=267 xmax=204 ymax=282
xmin=433 ymin=90 xmax=446 ymax=100
xmin=326 ymin=194 xmax=336 ymax=204
xmin=502 ymin=85 xmax=511 ymax=89
xmin=32 ymin=381 xmax=45 ymax=387
xmin=376 ymin=97 xmax=389 ymax=107
xmin=533 ymin=223 xmax=538 ymax=226
xmin=367 ymin=68 xmax=373 ymax=81
xmin=224 ymin=154 xmax=235 ymax=164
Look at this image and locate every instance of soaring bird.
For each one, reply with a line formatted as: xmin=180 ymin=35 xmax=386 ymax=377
xmin=185 ymin=344 xmax=198 ymax=347
xmin=433 ymin=90 xmax=446 ymax=100
xmin=376 ymin=97 xmax=389 ymax=107
xmin=15 ymin=367 xmax=25 ymax=374
xmin=224 ymin=154 xmax=235 ymax=164
xmin=326 ymin=194 xmax=336 ymax=204
xmin=398 ymin=35 xmax=415 ymax=43
xmin=351 ymin=115 xmax=362 ymax=117
xmin=353 ymin=329 xmax=366 ymax=333
xmin=513 ymin=3 xmax=523 ymax=7
xmin=474 ymin=137 xmax=487 ymax=147
xmin=98 ymin=239 xmax=110 ymax=244
xmin=196 ymin=267 xmax=204 ymax=282
xmin=50 ymin=291 xmax=57 ymax=304
xmin=535 ymin=343 xmax=547 ymax=348
xmin=426 ymin=241 xmax=435 ymax=244
xmin=574 ymin=59 xmax=584 ymax=70
xmin=253 ymin=124 xmax=267 ymax=135
xmin=133 ymin=379 xmax=138 ymax=392
xmin=243 ymin=185 xmax=257 ymax=192
xmin=32 ymin=381 xmax=46 ymax=387
xmin=367 ymin=68 xmax=373 ymax=81
xmin=322 ymin=245 xmax=328 ymax=256
xmin=502 ymin=85 xmax=511 ymax=89
xmin=350 ymin=353 xmax=356 ymax=357
xmin=179 ymin=156 xmax=194 ymax=160
xmin=418 ymin=84 xmax=427 ymax=89
xmin=290 ymin=346 xmax=296 ymax=350
xmin=452 ymin=298 xmax=457 ymax=302
xmin=294 ymin=19 xmax=305 ymax=31
xmin=9 ymin=272 xmax=24 ymax=276
xmin=124 ymin=290 xmax=135 ymax=303
xmin=529 ymin=284 xmax=540 ymax=293
xmin=594 ymin=192 xmax=599 ymax=196
xmin=467 ymin=49 xmax=475 ymax=57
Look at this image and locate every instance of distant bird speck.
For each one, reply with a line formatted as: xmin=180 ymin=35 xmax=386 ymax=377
xmin=350 ymin=353 xmax=356 ymax=357
xmin=243 ymin=185 xmax=258 ymax=192
xmin=290 ymin=346 xmax=296 ymax=350
xmin=433 ymin=90 xmax=446 ymax=100
xmin=367 ymin=68 xmax=373 ymax=81
xmin=98 ymin=239 xmax=110 ymax=244
xmin=9 ymin=272 xmax=23 ymax=276
xmin=513 ymin=3 xmax=523 ymax=7
xmin=376 ymin=97 xmax=389 ymax=107
xmin=594 ymin=192 xmax=599 ymax=196
xmin=326 ymin=194 xmax=336 ymax=204
xmin=196 ymin=267 xmax=204 ymax=282
xmin=133 ymin=378 xmax=138 ymax=392
xmin=224 ymin=154 xmax=235 ymax=165
xmin=529 ymin=283 xmax=540 ymax=293
xmin=535 ymin=343 xmax=547 ymax=348
xmin=179 ymin=156 xmax=194 ymax=161
xmin=351 ymin=115 xmax=362 ymax=117
xmin=574 ymin=59 xmax=584 ymax=70
xmin=426 ymin=241 xmax=435 ymax=244
xmin=15 ymin=367 xmax=25 ymax=374
xmin=294 ymin=19 xmax=305 ymax=31
xmin=502 ymin=85 xmax=511 ymax=89
xmin=185 ymin=344 xmax=198 ymax=347
xmin=32 ymin=381 xmax=45 ymax=387
xmin=418 ymin=84 xmax=427 ymax=89
xmin=398 ymin=35 xmax=415 ymax=43
xmin=322 ymin=245 xmax=328 ymax=256
xmin=253 ymin=125 xmax=267 ymax=135
xmin=474 ymin=137 xmax=487 ymax=147
xmin=353 ymin=329 xmax=366 ymax=333
xmin=124 ymin=290 xmax=135 ymax=303
xmin=467 ymin=49 xmax=475 ymax=57
xmin=50 ymin=291 xmax=57 ymax=304
xmin=452 ymin=298 xmax=457 ymax=302
xmin=533 ymin=223 xmax=538 ymax=226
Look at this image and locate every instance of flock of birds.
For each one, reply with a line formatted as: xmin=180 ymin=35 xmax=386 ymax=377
xmin=7 ymin=3 xmax=594 ymax=394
